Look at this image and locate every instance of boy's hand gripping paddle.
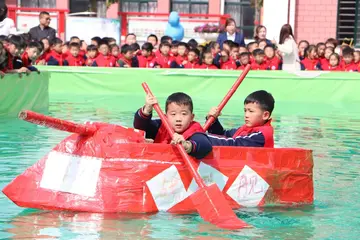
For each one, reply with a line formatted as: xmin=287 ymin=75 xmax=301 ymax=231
xmin=203 ymin=64 xmax=251 ymax=131
xmin=142 ymin=82 xmax=251 ymax=230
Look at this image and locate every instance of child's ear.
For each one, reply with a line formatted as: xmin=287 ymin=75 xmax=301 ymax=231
xmin=262 ymin=111 xmax=270 ymax=120
xmin=191 ymin=113 xmax=195 ymax=121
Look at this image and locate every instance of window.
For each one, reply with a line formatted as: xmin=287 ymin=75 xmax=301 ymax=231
xmin=171 ymin=0 xmax=209 ymax=14
xmin=337 ymin=0 xmax=360 ymax=47
xmin=354 ymin=1 xmax=360 ymax=47
xmin=70 ymin=0 xmax=91 ymax=13
xmin=121 ymin=0 xmax=158 ymax=13
xmin=224 ymin=0 xmax=255 ymax=38
xmin=21 ymin=0 xmax=56 ymax=8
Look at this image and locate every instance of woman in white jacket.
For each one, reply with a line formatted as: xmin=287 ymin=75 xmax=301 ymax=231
xmin=271 ymin=24 xmax=300 ymax=71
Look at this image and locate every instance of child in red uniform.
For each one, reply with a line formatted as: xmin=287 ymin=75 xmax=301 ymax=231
xmin=301 ymin=45 xmax=321 ymax=70
xmin=206 ymin=90 xmax=275 ymax=148
xmin=138 ymin=42 xmax=155 ymax=68
xmin=92 ymin=41 xmax=116 ymax=67
xmin=133 ymin=92 xmax=212 ymax=159
xmin=237 ymin=52 xmax=250 ymax=70
xmin=63 ymin=43 xmax=85 ymax=66
xmin=153 ymin=42 xmax=174 ymax=68
xmin=219 ymin=49 xmax=237 ymax=70
xmin=341 ymin=46 xmax=358 ymax=72
xmin=125 ymin=33 xmax=137 ymax=45
xmin=210 ymin=41 xmax=220 ymax=57
xmin=251 ymin=49 xmax=267 ymax=70
xmin=85 ymin=45 xmax=98 ymax=66
xmin=298 ymin=40 xmax=309 ymax=61
xmin=182 ymin=48 xmax=200 ymax=69
xmin=222 ymin=40 xmax=233 ymax=52
xmin=326 ymin=53 xmax=342 ymax=71
xmin=316 ymin=42 xmax=326 ymax=61
xmin=170 ymin=41 xmax=179 ymax=57
xmin=171 ymin=42 xmax=188 ymax=68
xmin=118 ymin=44 xmax=139 ymax=68
xmin=354 ymin=50 xmax=360 ymax=66
xmin=46 ymin=38 xmax=64 ymax=66
xmin=7 ymin=35 xmax=31 ymax=74
xmin=18 ymin=41 xmax=41 ymax=71
xmin=110 ymin=44 xmax=120 ymax=62
xmin=147 ymin=34 xmax=158 ymax=48
xmin=320 ymin=47 xmax=334 ymax=70
xmin=131 ymin=43 xmax=141 ymax=57
xmin=264 ymin=45 xmax=281 ymax=70
xmin=35 ymin=38 xmax=51 ymax=65
xmin=258 ymin=40 xmax=267 ymax=50
xmin=199 ymin=50 xmax=218 ymax=69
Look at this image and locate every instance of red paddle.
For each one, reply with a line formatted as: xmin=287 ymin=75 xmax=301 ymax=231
xmin=18 ymin=110 xmax=97 ymax=135
xmin=203 ymin=64 xmax=251 ymax=131
xmin=142 ymin=82 xmax=250 ymax=230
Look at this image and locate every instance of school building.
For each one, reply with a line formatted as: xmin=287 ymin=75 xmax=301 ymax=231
xmin=5 ymin=0 xmax=360 ymax=47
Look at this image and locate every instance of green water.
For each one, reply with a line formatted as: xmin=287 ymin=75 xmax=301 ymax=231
xmin=1 ymin=95 xmax=360 ymax=239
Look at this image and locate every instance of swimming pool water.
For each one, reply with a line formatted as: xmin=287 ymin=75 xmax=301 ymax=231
xmin=1 ymin=96 xmax=360 ymax=239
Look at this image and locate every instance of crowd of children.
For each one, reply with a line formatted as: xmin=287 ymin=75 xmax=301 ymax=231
xmin=0 ymin=31 xmax=359 ymax=74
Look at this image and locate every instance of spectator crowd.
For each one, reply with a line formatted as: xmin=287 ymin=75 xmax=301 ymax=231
xmin=0 ymin=9 xmax=359 ymax=76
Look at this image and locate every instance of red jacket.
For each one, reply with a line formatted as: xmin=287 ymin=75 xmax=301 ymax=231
xmin=153 ymin=54 xmax=174 ymax=68
xmin=46 ymin=50 xmax=64 ymax=66
xmin=183 ymin=61 xmax=200 ymax=69
xmin=154 ymin=121 xmax=204 ymax=143
xmin=35 ymin=49 xmax=51 ymax=64
xmin=301 ymin=58 xmax=320 ymax=70
xmin=198 ymin=64 xmax=218 ymax=69
xmin=320 ymin=58 xmax=330 ymax=70
xmin=63 ymin=54 xmax=85 ymax=66
xmin=85 ymin=56 xmax=97 ymax=66
xmin=21 ymin=52 xmax=31 ymax=68
xmin=175 ymin=55 xmax=188 ymax=65
xmin=220 ymin=59 xmax=237 ymax=70
xmin=251 ymin=61 xmax=267 ymax=70
xmin=326 ymin=65 xmax=342 ymax=71
xmin=233 ymin=120 xmax=274 ymax=148
xmin=137 ymin=54 xmax=155 ymax=68
xmin=92 ymin=53 xmax=116 ymax=67
xmin=265 ymin=56 xmax=281 ymax=70
xmin=237 ymin=65 xmax=248 ymax=70
xmin=342 ymin=62 xmax=358 ymax=72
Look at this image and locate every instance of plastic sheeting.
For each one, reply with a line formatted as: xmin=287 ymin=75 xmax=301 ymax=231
xmin=3 ymin=124 xmax=313 ymax=213
xmin=0 ymin=73 xmax=49 ymax=117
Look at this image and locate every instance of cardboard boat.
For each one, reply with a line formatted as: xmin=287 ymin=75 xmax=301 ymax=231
xmin=2 ymin=112 xmax=314 ymax=213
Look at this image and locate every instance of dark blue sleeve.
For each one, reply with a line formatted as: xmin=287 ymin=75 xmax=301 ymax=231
xmin=27 ymin=66 xmax=38 ymax=72
xmin=91 ymin=61 xmax=98 ymax=67
xmin=206 ymin=118 xmax=237 ymax=137
xmin=63 ymin=60 xmax=69 ymax=66
xmin=213 ymin=53 xmax=221 ymax=68
xmin=207 ymin=132 xmax=265 ymax=147
xmin=170 ymin=60 xmax=180 ymax=68
xmin=132 ymin=57 xmax=139 ymax=67
xmin=316 ymin=62 xmax=322 ymax=70
xmin=13 ymin=58 xmax=23 ymax=69
xmin=300 ymin=63 xmax=305 ymax=70
xmin=133 ymin=108 xmax=161 ymax=140
xmin=47 ymin=56 xmax=59 ymax=66
xmin=188 ymin=133 xmax=213 ymax=159
xmin=217 ymin=33 xmax=225 ymax=49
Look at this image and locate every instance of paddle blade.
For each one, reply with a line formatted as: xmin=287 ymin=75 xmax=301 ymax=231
xmin=190 ymin=184 xmax=251 ymax=229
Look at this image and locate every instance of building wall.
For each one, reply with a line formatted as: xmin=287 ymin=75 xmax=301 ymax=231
xmin=295 ymin=0 xmax=338 ymax=44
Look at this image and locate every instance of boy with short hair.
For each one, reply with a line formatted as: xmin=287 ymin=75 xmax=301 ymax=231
xmin=153 ymin=42 xmax=174 ymax=68
xmin=170 ymin=42 xmax=189 ymax=68
xmin=125 ymin=33 xmax=137 ymax=45
xmin=237 ymin=52 xmax=250 ymax=70
xmin=85 ymin=44 xmax=98 ymax=66
xmin=147 ymin=34 xmax=158 ymax=47
xmin=138 ymin=42 xmax=155 ymax=68
xmin=63 ymin=42 xmax=85 ymax=66
xmin=133 ymin=92 xmax=212 ymax=159
xmin=206 ymin=90 xmax=275 ymax=147
xmin=341 ymin=46 xmax=358 ymax=72
xmin=92 ymin=41 xmax=116 ymax=67
xmin=264 ymin=45 xmax=281 ymax=70
xmin=46 ymin=37 xmax=64 ymax=66
xmin=118 ymin=44 xmax=139 ymax=68
xmin=251 ymin=49 xmax=267 ymax=70
xmin=181 ymin=48 xmax=200 ymax=69
xmin=17 ymin=41 xmax=42 ymax=71
xmin=5 ymin=35 xmax=29 ymax=74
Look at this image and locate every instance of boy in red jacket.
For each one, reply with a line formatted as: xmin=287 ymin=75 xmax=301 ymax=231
xmin=182 ymin=48 xmax=200 ymax=69
xmin=133 ymin=92 xmax=212 ymax=159
xmin=153 ymin=42 xmax=174 ymax=68
xmin=138 ymin=42 xmax=155 ymax=68
xmin=237 ymin=52 xmax=250 ymax=70
xmin=264 ymin=45 xmax=281 ymax=70
xmin=118 ymin=44 xmax=139 ymax=68
xmin=206 ymin=90 xmax=275 ymax=148
xmin=19 ymin=41 xmax=41 ymax=71
xmin=63 ymin=43 xmax=85 ymax=66
xmin=219 ymin=49 xmax=237 ymax=70
xmin=342 ymin=46 xmax=358 ymax=72
xmin=251 ymin=49 xmax=267 ymax=70
xmin=46 ymin=38 xmax=64 ymax=66
xmin=92 ymin=41 xmax=116 ymax=67
xmin=85 ymin=44 xmax=98 ymax=66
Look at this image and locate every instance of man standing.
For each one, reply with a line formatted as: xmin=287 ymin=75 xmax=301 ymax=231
xmin=29 ymin=12 xmax=56 ymax=42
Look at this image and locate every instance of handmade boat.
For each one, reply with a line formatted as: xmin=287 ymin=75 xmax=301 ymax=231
xmin=2 ymin=111 xmax=314 ymax=213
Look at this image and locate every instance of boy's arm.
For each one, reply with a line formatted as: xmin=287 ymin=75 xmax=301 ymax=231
xmin=207 ymin=131 xmax=265 ymax=147
xmin=27 ymin=65 xmax=38 ymax=72
xmin=206 ymin=118 xmax=235 ymax=137
xmin=133 ymin=107 xmax=161 ymax=139
xmin=187 ymin=133 xmax=213 ymax=159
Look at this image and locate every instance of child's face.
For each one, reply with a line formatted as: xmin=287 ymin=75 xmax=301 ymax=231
xmin=329 ymin=55 xmax=339 ymax=67
xmin=244 ymin=102 xmax=269 ymax=127
xmin=212 ymin=44 xmax=220 ymax=54
xmin=255 ymin=54 xmax=265 ymax=64
xmin=325 ymin=48 xmax=333 ymax=59
xmin=239 ymin=47 xmax=248 ymax=54
xmin=203 ymin=53 xmax=213 ymax=65
xmin=88 ymin=50 xmax=97 ymax=58
xmin=124 ymin=50 xmax=134 ymax=60
xmin=70 ymin=46 xmax=79 ymax=57
xmin=99 ymin=44 xmax=109 ymax=56
xmin=53 ymin=43 xmax=62 ymax=53
xmin=187 ymin=51 xmax=197 ymax=62
xmin=62 ymin=45 xmax=68 ymax=54
xmin=91 ymin=40 xmax=98 ymax=47
xmin=178 ymin=46 xmax=187 ymax=56
xmin=354 ymin=52 xmax=360 ymax=63
xmin=343 ymin=54 xmax=354 ymax=64
xmin=166 ymin=103 xmax=194 ymax=134
xmin=298 ymin=42 xmax=308 ymax=54
xmin=142 ymin=49 xmax=151 ymax=57
xmin=221 ymin=50 xmax=229 ymax=62
xmin=308 ymin=49 xmax=317 ymax=59
xmin=258 ymin=41 xmax=267 ymax=50
xmin=223 ymin=43 xmax=230 ymax=52
xmin=160 ymin=46 xmax=170 ymax=56
xmin=264 ymin=48 xmax=275 ymax=59
xmin=240 ymin=55 xmax=249 ymax=65
xmin=41 ymin=39 xmax=50 ymax=51
xmin=126 ymin=35 xmax=136 ymax=45
xmin=8 ymin=43 xmax=24 ymax=57
xmin=27 ymin=47 xmax=39 ymax=60
xmin=171 ymin=46 xmax=178 ymax=55
xmin=248 ymin=43 xmax=259 ymax=53
xmin=147 ymin=36 xmax=157 ymax=47
xmin=317 ymin=45 xmax=326 ymax=57
xmin=231 ymin=47 xmax=239 ymax=59
xmin=111 ymin=47 xmax=119 ymax=57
